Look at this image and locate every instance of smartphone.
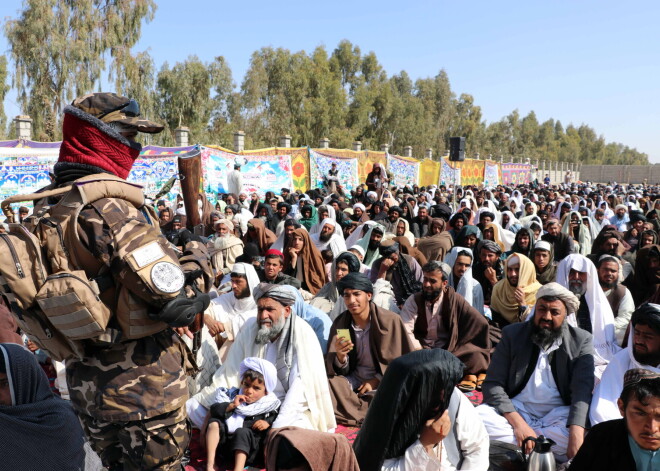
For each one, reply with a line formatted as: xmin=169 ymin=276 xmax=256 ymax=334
xmin=336 ymin=329 xmax=351 ymax=342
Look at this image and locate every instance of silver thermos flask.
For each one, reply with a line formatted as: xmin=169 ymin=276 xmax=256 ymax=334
xmin=523 ymin=435 xmax=556 ymax=471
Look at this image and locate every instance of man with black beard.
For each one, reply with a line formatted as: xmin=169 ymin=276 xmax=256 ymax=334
xmin=541 ymin=218 xmax=574 ymax=262
xmin=472 ymin=240 xmax=504 ymax=305
xmin=477 ymin=283 xmax=594 ymax=463
xmin=590 ymin=303 xmax=660 ymax=425
xmin=362 ymin=226 xmax=384 ymax=268
xmin=400 ymin=261 xmax=491 ymax=392
xmin=597 ymin=255 xmax=634 ymax=345
xmin=381 ymin=206 xmax=402 ymax=234
xmin=411 ymin=206 xmax=430 ymax=239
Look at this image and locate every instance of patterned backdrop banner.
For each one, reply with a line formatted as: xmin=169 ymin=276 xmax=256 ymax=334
xmin=387 ymin=153 xmax=419 ymax=187
xmin=128 ymin=154 xmax=182 ymax=203
xmin=201 ymin=146 xmax=293 ymax=197
xmin=484 ymin=161 xmax=500 ymax=187
xmin=440 ymin=158 xmax=461 ymax=186
xmin=419 ymin=159 xmax=441 ymax=187
xmin=453 ymin=159 xmax=485 ymax=187
xmin=309 ymin=149 xmax=359 ymax=192
xmin=0 ymin=149 xmax=58 ymax=201
xmin=242 ymin=147 xmax=310 ymax=193
xmin=501 ymin=163 xmax=532 ymax=186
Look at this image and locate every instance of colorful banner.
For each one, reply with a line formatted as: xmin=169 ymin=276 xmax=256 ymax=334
xmin=484 ymin=160 xmax=500 ymax=187
xmin=440 ymin=158 xmax=461 ymax=186
xmin=309 ymin=148 xmax=359 ymax=192
xmin=453 ymin=159 xmax=485 ymax=187
xmin=386 ymin=153 xmax=419 ymax=188
xmin=501 ymin=163 xmax=532 ymax=186
xmin=419 ymin=159 xmax=441 ymax=187
xmin=128 ymin=155 xmax=181 ymax=203
xmin=241 ymin=147 xmax=310 ymax=193
xmin=0 ymin=150 xmax=58 ymax=202
xmin=201 ymin=146 xmax=293 ymax=197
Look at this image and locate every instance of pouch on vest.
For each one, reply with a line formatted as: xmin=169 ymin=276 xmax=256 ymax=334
xmin=0 ymin=179 xmax=141 ymax=361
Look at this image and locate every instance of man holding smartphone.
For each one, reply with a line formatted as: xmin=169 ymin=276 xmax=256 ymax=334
xmin=324 ymin=272 xmax=415 ymax=426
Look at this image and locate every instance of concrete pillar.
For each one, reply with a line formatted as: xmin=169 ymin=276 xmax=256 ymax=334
xmin=425 ymin=148 xmax=433 ymax=160
xmin=403 ymin=146 xmax=413 ymax=158
xmin=352 ymin=141 xmax=362 ymax=152
xmin=319 ymin=137 xmax=330 ymax=149
xmin=14 ymin=115 xmax=32 ymax=141
xmin=500 ymin=155 xmax=504 ymax=165
xmin=279 ymin=135 xmax=291 ymax=148
xmin=474 ymin=153 xmax=480 ymax=160
xmin=174 ymin=127 xmax=189 ymax=147
xmin=233 ymin=131 xmax=245 ymax=153
xmin=380 ymin=143 xmax=389 ymax=153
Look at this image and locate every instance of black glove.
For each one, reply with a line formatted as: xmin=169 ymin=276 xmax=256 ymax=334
xmin=178 ymin=229 xmax=205 ymax=247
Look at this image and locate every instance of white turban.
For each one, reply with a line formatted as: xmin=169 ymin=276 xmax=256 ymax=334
xmin=535 ymin=282 xmax=580 ymax=316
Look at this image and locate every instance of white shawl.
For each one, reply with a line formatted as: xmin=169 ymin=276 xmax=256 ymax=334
xmin=444 ymin=246 xmax=484 ymax=315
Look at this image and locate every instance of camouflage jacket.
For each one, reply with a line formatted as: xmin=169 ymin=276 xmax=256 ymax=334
xmin=66 ymin=196 xmax=212 ymax=421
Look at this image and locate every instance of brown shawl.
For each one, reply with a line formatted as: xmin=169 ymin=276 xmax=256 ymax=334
xmin=416 ymin=218 xmax=454 ymax=261
xmin=246 ymin=217 xmax=277 ymax=255
xmin=393 ymin=236 xmax=428 ymax=267
xmin=412 ymin=286 xmax=490 ymax=374
xmin=265 ymin=426 xmax=360 ymax=471
xmin=284 ymin=228 xmax=327 ymax=295
xmin=325 ymin=303 xmax=415 ymax=378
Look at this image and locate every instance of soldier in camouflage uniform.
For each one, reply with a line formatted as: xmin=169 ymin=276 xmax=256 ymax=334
xmin=52 ymin=93 xmax=213 ymax=470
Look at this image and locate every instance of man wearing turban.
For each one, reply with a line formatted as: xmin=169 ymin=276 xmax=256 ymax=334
xmin=478 ymin=282 xmax=594 ymax=463
xmin=590 ymin=303 xmax=660 ymax=425
xmin=325 ymin=273 xmax=414 ymax=426
xmin=187 ymin=284 xmax=336 ymax=434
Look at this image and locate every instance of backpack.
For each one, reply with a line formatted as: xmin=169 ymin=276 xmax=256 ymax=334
xmin=0 ymin=176 xmax=150 ymax=361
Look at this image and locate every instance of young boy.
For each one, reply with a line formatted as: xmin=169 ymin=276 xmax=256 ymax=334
xmin=203 ymin=358 xmax=281 ymax=471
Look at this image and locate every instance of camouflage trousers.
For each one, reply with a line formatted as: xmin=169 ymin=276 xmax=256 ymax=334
xmin=79 ymin=406 xmax=190 ymax=471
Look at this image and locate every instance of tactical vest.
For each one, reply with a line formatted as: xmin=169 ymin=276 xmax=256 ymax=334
xmin=0 ymin=174 xmax=169 ymax=361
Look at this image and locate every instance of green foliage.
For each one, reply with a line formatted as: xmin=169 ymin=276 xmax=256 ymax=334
xmin=0 ymin=55 xmax=9 ymax=139
xmin=1 ymin=7 xmax=648 ymax=166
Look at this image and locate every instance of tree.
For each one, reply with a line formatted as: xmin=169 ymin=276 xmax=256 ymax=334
xmin=5 ymin=0 xmax=156 ymax=140
xmin=0 ymin=55 xmax=9 ymax=139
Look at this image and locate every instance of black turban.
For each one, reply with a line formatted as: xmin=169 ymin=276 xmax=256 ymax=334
xmin=389 ymin=205 xmax=403 ymax=214
xmin=337 ymin=272 xmax=373 ymax=295
xmin=479 ymin=211 xmax=495 ymax=221
xmin=631 ymin=303 xmax=660 ymax=334
xmin=336 ymin=252 xmax=361 ymax=273
xmin=277 ymin=202 xmax=292 ymax=212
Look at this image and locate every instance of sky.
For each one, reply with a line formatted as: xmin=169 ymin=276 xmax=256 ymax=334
xmin=1 ymin=0 xmax=659 ymax=161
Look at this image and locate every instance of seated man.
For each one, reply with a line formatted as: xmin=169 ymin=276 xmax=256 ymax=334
xmin=590 ymin=303 xmax=660 ymax=425
xmin=542 ymin=218 xmax=574 ymax=262
xmin=187 ymin=284 xmax=336 ymax=432
xmin=205 ymin=263 xmax=261 ymax=360
xmin=310 ymin=218 xmax=346 ymax=258
xmin=369 ymin=240 xmax=423 ymax=308
xmin=477 ymin=282 xmax=594 ymax=462
xmin=472 ymin=240 xmax=504 ymax=305
xmin=400 ymin=261 xmax=491 ymax=392
xmin=596 ymin=255 xmax=634 ymax=345
xmin=444 ymin=246 xmax=485 ymax=315
xmin=325 ymin=272 xmax=414 ymax=426
xmin=569 ymin=369 xmax=660 ymax=470
xmin=490 ymin=254 xmax=541 ymax=328
xmin=209 ymin=218 xmax=244 ymax=281
xmin=257 ymin=249 xmax=301 ymax=289
xmin=557 ymin=254 xmax=621 ymax=377
xmin=532 ymin=240 xmax=557 ymax=285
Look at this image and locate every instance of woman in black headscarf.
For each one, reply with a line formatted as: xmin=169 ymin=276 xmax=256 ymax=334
xmin=0 ymin=343 xmax=87 ymax=470
xmin=353 ymin=349 xmax=463 ymax=471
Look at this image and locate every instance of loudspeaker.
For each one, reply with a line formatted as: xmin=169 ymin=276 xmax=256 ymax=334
xmin=449 ymin=137 xmax=466 ymax=161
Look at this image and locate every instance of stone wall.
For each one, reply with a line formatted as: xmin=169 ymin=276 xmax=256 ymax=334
xmin=580 ymin=165 xmax=660 ymax=184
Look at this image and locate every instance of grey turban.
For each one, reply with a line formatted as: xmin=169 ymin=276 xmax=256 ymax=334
xmin=535 ymin=282 xmax=580 ymax=315
xmin=477 ymin=239 xmax=502 ymax=255
xmin=253 ymin=283 xmax=297 ymax=306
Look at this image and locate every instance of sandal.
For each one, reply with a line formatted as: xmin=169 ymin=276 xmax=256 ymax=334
xmin=457 ymin=374 xmax=477 ymax=392
xmin=476 ymin=373 xmax=487 ymax=391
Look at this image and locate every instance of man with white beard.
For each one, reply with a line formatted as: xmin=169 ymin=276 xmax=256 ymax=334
xmin=556 ymin=254 xmax=621 ymax=378
xmin=209 ymin=219 xmax=244 ymax=278
xmin=310 ymin=218 xmax=347 ymax=258
xmin=204 ymin=262 xmax=260 ymax=361
xmin=187 ymin=283 xmax=336 ymax=433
